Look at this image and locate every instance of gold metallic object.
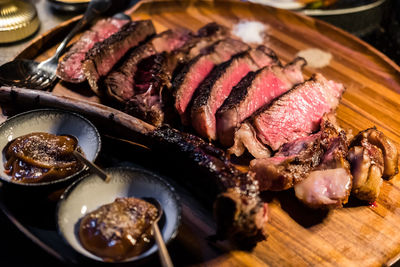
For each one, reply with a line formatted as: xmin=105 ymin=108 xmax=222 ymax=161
xmin=0 ymin=0 xmax=40 ymax=43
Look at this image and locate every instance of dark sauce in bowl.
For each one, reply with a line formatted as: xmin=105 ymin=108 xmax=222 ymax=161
xmin=4 ymin=132 xmax=84 ymax=183
xmin=79 ymin=197 xmax=158 ymax=262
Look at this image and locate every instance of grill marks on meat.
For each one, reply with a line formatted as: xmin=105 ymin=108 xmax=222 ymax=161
xmin=149 ymin=126 xmax=268 ymax=247
xmin=83 ymin=20 xmax=156 ymax=95
xmin=173 ymin=38 xmax=250 ymax=124
xmin=105 ymin=29 xmax=191 ymax=103
xmin=219 ymin=57 xmax=306 ymax=148
xmin=253 ymin=74 xmax=344 ymax=151
xmin=191 ymin=47 xmax=280 ymax=141
xmin=347 ymin=128 xmax=398 ymax=202
xmin=57 ymin=18 xmax=129 ymax=83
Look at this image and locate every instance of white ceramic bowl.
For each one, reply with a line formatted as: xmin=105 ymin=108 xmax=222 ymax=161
xmin=0 ymin=108 xmax=101 ymax=187
xmin=57 ymin=167 xmax=181 ymax=263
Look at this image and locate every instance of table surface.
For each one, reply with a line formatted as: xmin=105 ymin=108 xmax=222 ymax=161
xmin=1 ymin=0 xmax=400 ymax=266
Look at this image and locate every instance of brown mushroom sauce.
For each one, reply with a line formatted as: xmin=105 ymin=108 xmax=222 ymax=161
xmin=4 ymin=132 xmax=84 ymax=183
xmin=79 ymin=197 xmax=158 ymax=262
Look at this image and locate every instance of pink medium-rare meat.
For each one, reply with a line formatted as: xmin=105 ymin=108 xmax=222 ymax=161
xmin=250 ymin=114 xmax=342 ymax=191
xmin=217 ymin=57 xmax=306 ymax=147
xmin=105 ymin=29 xmax=191 ymax=102
xmin=253 ymin=73 xmax=345 ymax=151
xmin=57 ymin=18 xmax=129 ymax=83
xmin=173 ymin=38 xmax=250 ymax=124
xmin=191 ymin=47 xmax=280 ymax=140
xmin=83 ymin=20 xmax=156 ymax=95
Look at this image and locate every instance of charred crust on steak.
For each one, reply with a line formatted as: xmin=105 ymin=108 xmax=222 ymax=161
xmin=217 ymin=71 xmax=258 ymax=113
xmin=191 ymin=53 xmax=247 ymax=112
xmin=148 ymin=126 xmax=268 ymax=245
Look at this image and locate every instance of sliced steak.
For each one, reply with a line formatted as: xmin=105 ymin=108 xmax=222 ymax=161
xmin=105 ymin=29 xmax=190 ymax=103
xmin=173 ymin=38 xmax=249 ymax=124
xmin=252 ymin=73 xmax=345 ymax=151
xmin=124 ymin=53 xmax=171 ymax=126
xmin=83 ymin=20 xmax=155 ymax=95
xmin=149 ymin=126 xmax=268 ymax=247
xmin=250 ymin=114 xmax=342 ymax=191
xmin=217 ymin=57 xmax=306 ymax=147
xmin=191 ymin=47 xmax=280 ymax=140
xmin=57 ymin=18 xmax=129 ymax=83
xmin=172 ymin=22 xmax=229 ymax=68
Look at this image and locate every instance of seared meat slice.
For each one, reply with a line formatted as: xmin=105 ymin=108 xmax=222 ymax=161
xmin=348 ymin=145 xmax=383 ymax=202
xmin=218 ymin=57 xmax=306 ymax=148
xmin=105 ymin=29 xmax=191 ymax=103
xmin=57 ymin=18 xmax=129 ymax=83
xmin=350 ymin=128 xmax=398 ymax=179
xmin=294 ymin=130 xmax=352 ymax=209
xmin=228 ymin=122 xmax=271 ymax=159
xmin=149 ymin=126 xmax=268 ymax=247
xmin=123 ymin=53 xmax=171 ymax=126
xmin=346 ymin=127 xmax=398 ymax=202
xmin=173 ymin=38 xmax=250 ymax=124
xmin=172 ymin=22 xmax=229 ymax=68
xmin=250 ymin=133 xmax=323 ymax=191
xmin=83 ymin=20 xmax=155 ymax=95
xmin=191 ymin=48 xmax=277 ymax=140
xmin=250 ymin=114 xmax=342 ymax=191
xmin=252 ymin=74 xmax=345 ymax=151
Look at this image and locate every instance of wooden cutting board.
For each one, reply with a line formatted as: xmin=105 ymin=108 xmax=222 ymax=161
xmin=6 ymin=0 xmax=400 ymax=266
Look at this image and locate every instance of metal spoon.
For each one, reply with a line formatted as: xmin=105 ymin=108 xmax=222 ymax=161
xmin=0 ymin=0 xmax=112 ymax=90
xmin=143 ymin=197 xmax=174 ymax=267
xmin=73 ymin=150 xmax=110 ymax=182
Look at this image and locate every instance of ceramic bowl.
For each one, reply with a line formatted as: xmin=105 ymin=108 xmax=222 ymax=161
xmin=56 ymin=167 xmax=181 ymax=263
xmin=0 ymin=108 xmax=101 ymax=187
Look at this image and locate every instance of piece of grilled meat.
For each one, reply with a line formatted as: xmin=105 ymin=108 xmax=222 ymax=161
xmin=149 ymin=126 xmax=268 ymax=247
xmin=347 ymin=127 xmax=398 ymax=202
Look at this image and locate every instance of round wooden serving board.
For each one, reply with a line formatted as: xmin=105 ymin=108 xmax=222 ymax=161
xmin=3 ymin=0 xmax=400 ymax=266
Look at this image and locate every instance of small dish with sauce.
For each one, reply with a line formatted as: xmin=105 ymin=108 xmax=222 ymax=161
xmin=56 ymin=167 xmax=181 ymax=263
xmin=0 ymin=109 xmax=101 ymax=188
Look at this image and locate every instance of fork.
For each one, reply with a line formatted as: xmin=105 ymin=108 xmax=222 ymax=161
xmin=0 ymin=0 xmax=112 ymax=90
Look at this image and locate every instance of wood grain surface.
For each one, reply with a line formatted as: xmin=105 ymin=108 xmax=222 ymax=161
xmin=4 ymin=0 xmax=400 ymax=266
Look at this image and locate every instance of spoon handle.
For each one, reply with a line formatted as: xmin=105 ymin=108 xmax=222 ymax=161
xmin=153 ymin=223 xmax=174 ymax=267
xmin=52 ymin=0 xmax=112 ymax=60
xmin=73 ymin=150 xmax=110 ymax=182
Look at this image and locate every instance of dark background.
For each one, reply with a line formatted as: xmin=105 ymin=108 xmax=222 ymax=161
xmin=0 ymin=0 xmax=399 ymax=266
